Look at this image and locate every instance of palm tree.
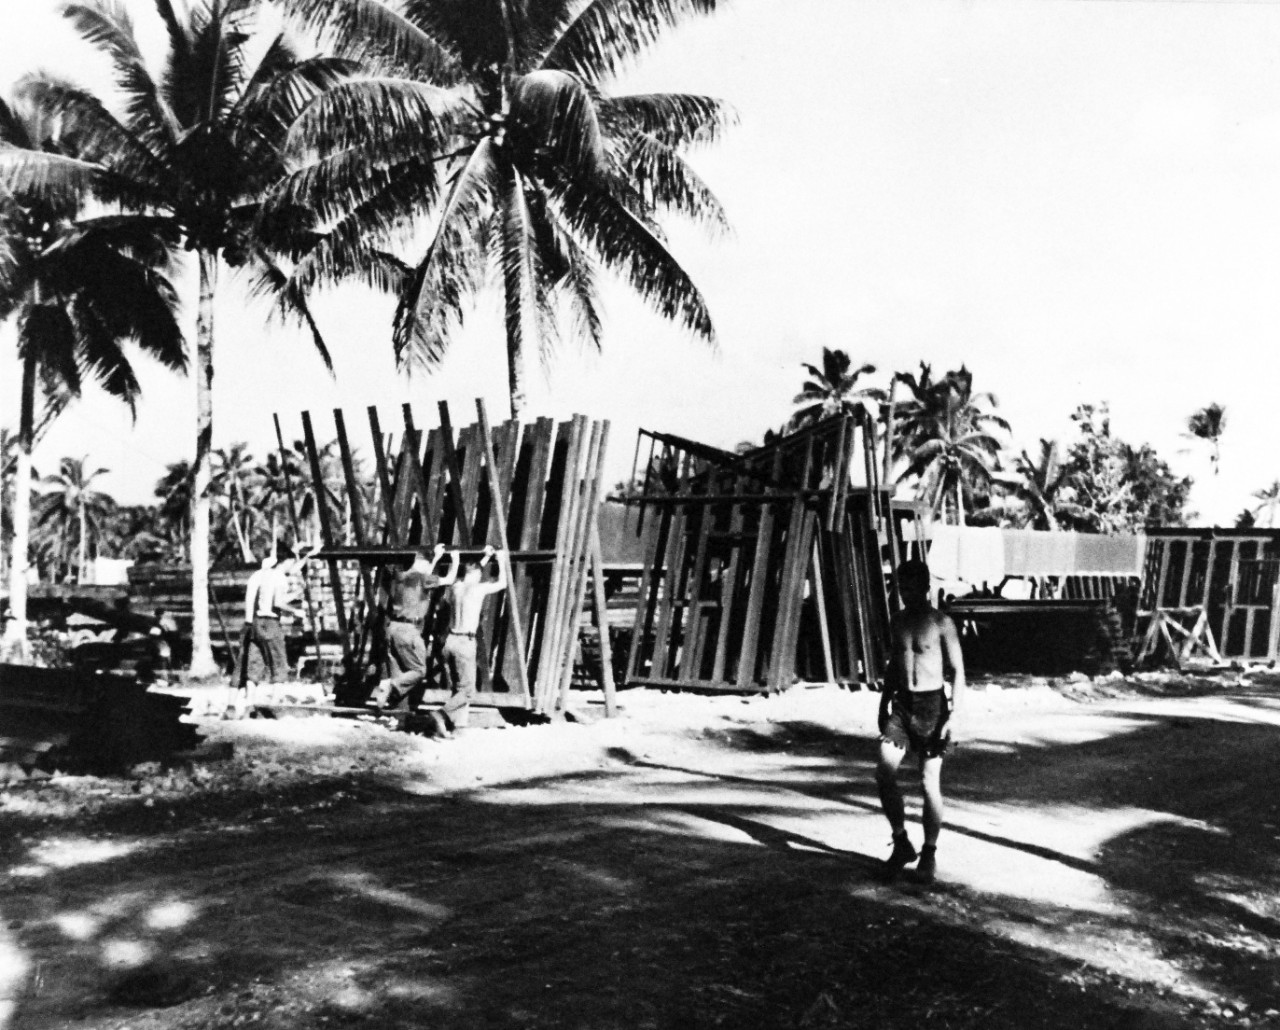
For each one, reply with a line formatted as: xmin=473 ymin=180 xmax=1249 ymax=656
xmin=212 ymin=443 xmax=260 ymax=562
xmin=0 ymin=92 xmax=185 ymax=654
xmin=1252 ymin=480 xmax=1280 ymax=528
xmin=1185 ymin=403 xmax=1227 ymax=476
xmin=273 ymin=0 xmax=734 ymax=414
xmin=893 ymin=365 xmax=1010 ymax=525
xmin=790 ymin=348 xmax=884 ymax=430
xmin=0 ymin=2 xmax=351 ymax=674
xmin=34 ymin=457 xmax=115 ymax=583
xmin=1006 ymin=440 xmax=1085 ymax=531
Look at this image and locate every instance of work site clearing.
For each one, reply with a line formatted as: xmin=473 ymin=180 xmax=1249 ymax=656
xmin=2 ymin=673 xmax=1278 ymax=1030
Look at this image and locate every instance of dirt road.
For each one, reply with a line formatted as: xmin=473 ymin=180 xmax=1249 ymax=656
xmin=2 ymin=676 xmax=1278 ymax=1029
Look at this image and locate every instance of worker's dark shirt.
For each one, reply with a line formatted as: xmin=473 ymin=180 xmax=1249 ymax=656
xmin=388 ymin=570 xmax=439 ymax=625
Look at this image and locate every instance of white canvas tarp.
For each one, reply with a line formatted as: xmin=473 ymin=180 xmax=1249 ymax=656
xmin=924 ymin=525 xmax=1145 ymax=583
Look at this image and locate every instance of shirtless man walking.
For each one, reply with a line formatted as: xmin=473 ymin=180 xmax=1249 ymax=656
xmin=430 ymin=546 xmax=508 ymax=738
xmin=876 ymin=559 xmax=966 ymax=883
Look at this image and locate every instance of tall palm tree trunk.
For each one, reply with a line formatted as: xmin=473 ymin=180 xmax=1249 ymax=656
xmin=188 ymin=250 xmax=218 ymax=677
xmin=507 ymin=340 xmax=526 ymax=418
xmin=3 ymin=352 xmax=36 ymax=658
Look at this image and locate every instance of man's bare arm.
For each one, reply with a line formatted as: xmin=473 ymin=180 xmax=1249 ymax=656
xmin=436 ymin=548 xmax=461 ymax=586
xmin=938 ymin=614 xmax=966 ymax=738
xmin=481 ymin=548 xmax=509 ymax=594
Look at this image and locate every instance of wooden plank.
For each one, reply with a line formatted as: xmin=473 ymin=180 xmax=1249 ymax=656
xmin=273 ymin=413 xmax=324 ymax=673
xmin=457 ymin=424 xmax=485 ymax=542
xmin=535 ymin=418 xmax=586 ymax=709
xmin=675 ymin=496 xmax=717 ymax=683
xmin=772 ymin=506 xmax=818 ymax=691
xmin=734 ymin=501 xmax=775 ymax=690
xmin=767 ymin=498 xmax=807 ymax=690
xmin=436 ymin=402 xmax=473 ymax=549
xmin=590 ymin=524 xmax=618 ymax=717
xmin=421 ymin=428 xmax=448 ymax=544
xmin=301 ymin=411 xmax=351 ymax=663
xmin=367 ymin=407 xmax=396 ymax=527
xmin=710 ymin=491 xmax=747 ymax=684
xmin=810 ymin=538 xmax=836 ymax=684
xmin=556 ymin=421 xmax=611 ymax=713
xmin=476 ymin=400 xmax=532 ymax=704
xmin=545 ymin=418 xmax=600 ymax=712
xmin=626 ymin=504 xmax=672 ymax=684
xmin=509 ymin=418 xmax=554 ymax=677
xmin=648 ymin=503 xmax=689 ymax=683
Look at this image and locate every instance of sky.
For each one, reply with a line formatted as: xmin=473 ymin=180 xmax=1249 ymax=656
xmin=2 ymin=0 xmax=1279 ymax=524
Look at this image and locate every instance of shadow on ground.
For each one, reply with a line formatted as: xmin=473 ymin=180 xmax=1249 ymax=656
xmin=1 ymin=777 xmax=1189 ymax=1030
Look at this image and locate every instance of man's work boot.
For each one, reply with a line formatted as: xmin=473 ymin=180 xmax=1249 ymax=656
xmin=882 ymin=832 xmax=918 ymax=879
xmin=915 ymin=845 xmax=937 ymax=885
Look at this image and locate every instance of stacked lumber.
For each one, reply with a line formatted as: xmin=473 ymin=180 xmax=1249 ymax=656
xmin=0 ymin=664 xmax=200 ymax=773
xmin=283 ymin=400 xmax=615 ymax=716
xmin=620 ymin=413 xmax=899 ymax=693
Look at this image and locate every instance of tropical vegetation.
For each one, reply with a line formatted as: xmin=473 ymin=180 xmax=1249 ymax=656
xmin=271 ymin=0 xmax=734 ymax=413
xmin=0 ymin=89 xmax=185 ymax=656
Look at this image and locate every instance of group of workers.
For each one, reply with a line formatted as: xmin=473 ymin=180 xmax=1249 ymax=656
xmin=230 ymin=541 xmax=509 ymax=737
xmin=368 ymin=544 xmax=509 ymax=737
xmin=229 ymin=537 xmax=963 ymax=881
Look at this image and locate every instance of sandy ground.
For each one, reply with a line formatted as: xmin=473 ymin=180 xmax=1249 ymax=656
xmin=1 ymin=671 xmax=1279 ymax=1029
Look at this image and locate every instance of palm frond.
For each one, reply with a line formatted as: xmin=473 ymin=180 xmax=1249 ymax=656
xmin=275 ymin=0 xmax=461 ymax=83
xmin=0 ymin=97 xmax=34 ymax=148
xmin=0 ymin=148 xmax=104 ymax=209
xmin=617 ymin=133 xmax=730 ymax=235
xmin=544 ymin=0 xmax=723 ymax=84
xmin=545 ymin=170 xmax=715 ymax=343
xmin=245 ymin=249 xmax=334 ymax=372
xmin=498 ymin=164 xmax=540 ymax=379
xmin=281 ymin=153 xmax=443 ymax=294
xmin=17 ymin=76 xmax=169 ymax=201
xmin=393 ymin=138 xmax=498 ymax=368
xmin=284 ymin=77 xmax=453 ymax=165
xmin=68 ymin=295 xmax=144 ymax=412
xmin=60 ymin=1 xmax=181 ymax=145
xmin=509 ymin=70 xmax=604 ymax=177
xmin=20 ymin=304 xmax=82 ymax=398
xmin=600 ymin=92 xmax=736 ymax=149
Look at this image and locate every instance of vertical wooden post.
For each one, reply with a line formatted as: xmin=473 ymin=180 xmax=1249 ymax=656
xmin=590 ymin=522 xmax=618 ymax=717
xmin=556 ymin=421 xmax=610 ymax=713
xmin=272 ymin=414 xmax=324 ymax=675
xmin=436 ymin=402 xmax=473 ymax=549
xmin=475 ymin=400 xmax=532 ymax=705
xmin=810 ymin=539 xmax=836 ymax=684
xmin=301 ymin=411 xmax=351 ymax=665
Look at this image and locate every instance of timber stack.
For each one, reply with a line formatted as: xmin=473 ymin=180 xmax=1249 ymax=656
xmin=619 ymin=412 xmax=901 ymax=693
xmin=0 ymin=663 xmax=200 ymax=774
xmin=285 ymin=399 xmax=616 ymax=717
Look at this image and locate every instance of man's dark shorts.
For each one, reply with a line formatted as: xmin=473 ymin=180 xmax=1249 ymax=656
xmin=880 ymin=688 xmax=950 ymax=758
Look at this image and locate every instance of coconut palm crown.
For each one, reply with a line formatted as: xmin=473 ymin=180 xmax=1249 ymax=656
xmin=272 ymin=0 xmax=735 ymax=413
xmin=0 ymin=0 xmax=353 ymax=674
xmin=789 ymin=348 xmax=884 ymax=430
xmin=1185 ymin=402 xmax=1227 ymax=476
xmin=893 ymin=364 xmax=1011 ymax=525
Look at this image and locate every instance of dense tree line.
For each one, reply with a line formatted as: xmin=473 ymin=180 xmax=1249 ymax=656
xmin=786 ymin=348 xmax=1212 ymax=533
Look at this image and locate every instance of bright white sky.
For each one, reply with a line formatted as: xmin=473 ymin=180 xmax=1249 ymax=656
xmin=2 ymin=0 xmax=1278 ymax=524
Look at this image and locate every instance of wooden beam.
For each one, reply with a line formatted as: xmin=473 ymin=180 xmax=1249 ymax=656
xmin=301 ymin=411 xmax=351 ymax=664
xmin=476 ymin=399 xmax=532 ymax=705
